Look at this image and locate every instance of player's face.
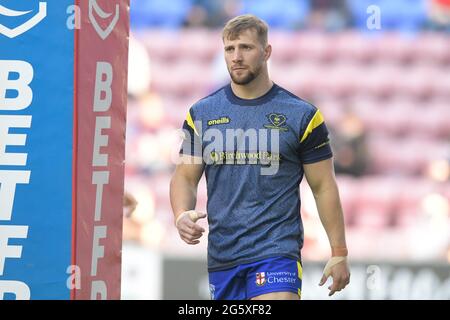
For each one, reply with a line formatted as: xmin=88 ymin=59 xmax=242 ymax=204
xmin=223 ymin=29 xmax=267 ymax=85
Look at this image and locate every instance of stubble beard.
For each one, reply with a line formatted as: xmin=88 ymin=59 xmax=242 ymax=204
xmin=229 ymin=64 xmax=262 ymax=85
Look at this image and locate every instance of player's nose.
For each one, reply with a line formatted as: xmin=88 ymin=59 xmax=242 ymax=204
xmin=232 ymin=49 xmax=243 ymax=63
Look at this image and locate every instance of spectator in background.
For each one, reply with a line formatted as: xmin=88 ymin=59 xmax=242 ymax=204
xmin=239 ymin=0 xmax=310 ymax=29
xmin=307 ymin=0 xmax=351 ymax=31
xmin=329 ymin=106 xmax=369 ymax=176
xmin=130 ymin=0 xmax=193 ymax=29
xmin=427 ymin=0 xmax=450 ymax=30
xmin=122 ymin=191 xmax=141 ymax=242
xmin=185 ymin=0 xmax=242 ymax=28
xmin=124 ymin=192 xmax=138 ymax=218
xmin=425 ymin=158 xmax=450 ymax=182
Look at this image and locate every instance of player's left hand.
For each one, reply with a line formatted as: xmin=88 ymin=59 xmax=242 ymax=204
xmin=319 ymin=257 xmax=350 ymax=296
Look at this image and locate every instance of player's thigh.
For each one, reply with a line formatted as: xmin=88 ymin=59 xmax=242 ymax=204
xmin=251 ymin=291 xmax=299 ymax=300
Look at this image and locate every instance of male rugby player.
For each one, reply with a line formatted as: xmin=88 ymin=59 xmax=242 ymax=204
xmin=170 ymin=14 xmax=350 ymax=300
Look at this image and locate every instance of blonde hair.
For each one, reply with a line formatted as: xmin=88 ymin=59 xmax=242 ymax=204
xmin=222 ymin=14 xmax=269 ymax=47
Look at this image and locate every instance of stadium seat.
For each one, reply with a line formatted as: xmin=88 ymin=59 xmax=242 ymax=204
xmin=410 ymin=103 xmax=450 ymax=138
xmin=434 ymin=67 xmax=450 ymax=99
xmin=396 ymin=64 xmax=436 ymax=100
xmin=357 ymin=62 xmax=399 ymax=98
xmin=351 ymin=177 xmax=399 ymax=228
xmin=333 ymin=31 xmax=376 ymax=63
xmin=269 ymin=31 xmax=301 ymax=62
xmin=320 ymin=61 xmax=360 ymax=98
xmin=151 ymin=60 xmax=213 ymax=97
xmin=295 ymin=32 xmax=335 ymax=62
xmin=272 ymin=60 xmax=321 ymax=98
xmin=366 ymin=136 xmax=421 ymax=175
xmin=381 ymin=100 xmax=413 ymax=136
xmin=412 ymin=33 xmax=450 ymax=64
xmin=177 ymin=29 xmax=222 ymax=62
xmin=335 ymin=175 xmax=358 ymax=225
xmin=240 ymin=0 xmax=310 ymax=29
xmin=130 ymin=0 xmax=193 ymax=29
xmin=353 ymin=207 xmax=391 ymax=228
xmin=136 ymin=29 xmax=182 ymax=61
xmin=373 ymin=33 xmax=416 ymax=63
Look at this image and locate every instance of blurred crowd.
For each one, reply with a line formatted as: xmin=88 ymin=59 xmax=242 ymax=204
xmin=123 ymin=0 xmax=450 ymax=263
xmin=130 ymin=0 xmax=450 ymax=32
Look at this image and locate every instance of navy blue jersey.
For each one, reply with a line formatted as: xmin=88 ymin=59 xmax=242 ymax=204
xmin=179 ymin=83 xmax=332 ymax=271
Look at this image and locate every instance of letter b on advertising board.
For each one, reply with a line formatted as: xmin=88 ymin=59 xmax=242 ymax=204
xmin=0 ymin=0 xmax=130 ymax=300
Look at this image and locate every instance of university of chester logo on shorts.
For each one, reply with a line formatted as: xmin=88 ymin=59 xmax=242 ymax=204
xmin=207 ymin=116 xmax=230 ymax=126
xmin=264 ymin=113 xmax=289 ymax=131
xmin=256 ymin=272 xmax=266 ymax=286
xmin=0 ymin=2 xmax=47 ymax=38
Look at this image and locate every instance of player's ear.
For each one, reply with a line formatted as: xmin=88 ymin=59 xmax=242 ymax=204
xmin=264 ymin=44 xmax=272 ymax=61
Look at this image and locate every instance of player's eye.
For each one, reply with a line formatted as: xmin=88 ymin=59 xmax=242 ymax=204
xmin=225 ymin=47 xmax=234 ymax=52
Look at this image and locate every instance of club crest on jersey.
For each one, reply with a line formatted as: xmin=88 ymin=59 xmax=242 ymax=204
xmin=264 ymin=113 xmax=288 ymax=131
xmin=256 ymin=272 xmax=266 ymax=286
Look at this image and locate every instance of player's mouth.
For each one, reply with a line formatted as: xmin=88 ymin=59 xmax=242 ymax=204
xmin=232 ymin=66 xmax=247 ymax=70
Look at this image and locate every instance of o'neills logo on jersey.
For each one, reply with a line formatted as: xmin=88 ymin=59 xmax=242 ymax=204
xmin=256 ymin=272 xmax=266 ymax=286
xmin=207 ymin=116 xmax=230 ymax=126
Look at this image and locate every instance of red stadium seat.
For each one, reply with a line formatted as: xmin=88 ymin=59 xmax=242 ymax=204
xmin=269 ymin=30 xmax=300 ymax=62
xmin=353 ymin=207 xmax=391 ymax=228
xmin=177 ymin=29 xmax=221 ymax=62
xmin=294 ymin=32 xmax=335 ymax=62
xmin=335 ymin=175 xmax=358 ymax=225
xmin=396 ymin=63 xmax=437 ymax=100
xmin=272 ymin=61 xmax=322 ymax=98
xmin=352 ymin=100 xmax=387 ymax=133
xmin=382 ymin=99 xmax=414 ymax=136
xmin=320 ymin=61 xmax=360 ymax=98
xmin=409 ymin=103 xmax=450 ymax=138
xmin=136 ymin=29 xmax=181 ymax=62
xmin=367 ymin=136 xmax=421 ymax=175
xmin=151 ymin=60 xmax=213 ymax=96
xmin=434 ymin=67 xmax=450 ymax=99
xmin=357 ymin=63 xmax=399 ymax=98
xmin=412 ymin=33 xmax=450 ymax=65
xmin=333 ymin=31 xmax=376 ymax=63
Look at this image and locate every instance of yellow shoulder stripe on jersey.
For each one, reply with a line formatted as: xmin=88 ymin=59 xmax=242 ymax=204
xmin=300 ymin=110 xmax=324 ymax=143
xmin=186 ymin=110 xmax=199 ymax=136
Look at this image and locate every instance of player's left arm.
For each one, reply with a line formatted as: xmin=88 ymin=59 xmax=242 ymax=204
xmin=303 ymin=158 xmax=350 ymax=296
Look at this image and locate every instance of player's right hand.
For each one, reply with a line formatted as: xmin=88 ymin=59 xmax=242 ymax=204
xmin=175 ymin=210 xmax=207 ymax=245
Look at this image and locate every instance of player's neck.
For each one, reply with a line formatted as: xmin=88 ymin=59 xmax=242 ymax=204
xmin=230 ymin=70 xmax=273 ymax=100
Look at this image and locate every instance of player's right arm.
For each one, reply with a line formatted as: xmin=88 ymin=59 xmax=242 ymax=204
xmin=170 ymin=155 xmax=207 ymax=245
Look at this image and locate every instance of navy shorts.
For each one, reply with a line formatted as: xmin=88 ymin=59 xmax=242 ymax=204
xmin=208 ymin=256 xmax=302 ymax=300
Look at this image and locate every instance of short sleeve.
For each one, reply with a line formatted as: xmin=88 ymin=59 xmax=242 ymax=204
xmin=179 ymin=107 xmax=202 ymax=157
xmin=299 ymin=109 xmax=333 ymax=164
